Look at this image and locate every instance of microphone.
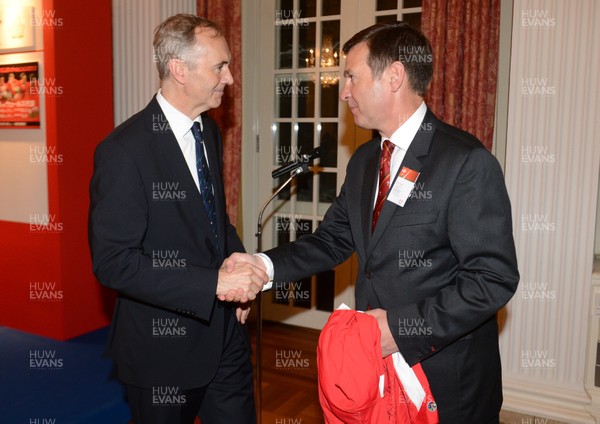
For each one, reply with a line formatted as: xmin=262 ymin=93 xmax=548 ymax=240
xmin=271 ymin=147 xmax=322 ymax=179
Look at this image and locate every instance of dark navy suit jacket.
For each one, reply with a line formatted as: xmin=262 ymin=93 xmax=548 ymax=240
xmin=89 ymin=96 xmax=245 ymax=389
xmin=265 ymin=109 xmax=519 ymax=422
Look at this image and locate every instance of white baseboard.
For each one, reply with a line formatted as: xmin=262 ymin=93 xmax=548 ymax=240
xmin=502 ymin=377 xmax=595 ymax=423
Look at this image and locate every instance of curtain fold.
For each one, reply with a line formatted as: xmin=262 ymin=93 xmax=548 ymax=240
xmin=197 ymin=0 xmax=242 ymax=224
xmin=421 ymin=0 xmax=500 ymax=150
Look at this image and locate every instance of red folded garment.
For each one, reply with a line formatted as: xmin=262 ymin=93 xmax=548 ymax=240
xmin=317 ymin=309 xmax=439 ymax=423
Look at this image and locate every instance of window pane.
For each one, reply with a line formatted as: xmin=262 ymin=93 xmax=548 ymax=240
xmin=275 ymin=215 xmax=291 ymax=245
xmin=275 ymin=23 xmax=293 ymax=69
xmin=316 ymin=269 xmax=335 ymax=312
xmin=376 ymin=14 xmax=398 ymax=24
xmin=299 ymin=22 xmax=316 ymax=68
xmin=321 ymin=20 xmax=340 ymax=69
xmin=273 ymin=122 xmax=292 ymax=166
xmin=297 ymin=122 xmax=314 ymax=157
xmin=292 ymin=277 xmax=312 ymax=308
xmin=275 ymin=75 xmax=292 ymax=118
xmin=272 ymin=278 xmax=290 ymax=305
xmin=376 ymin=0 xmax=397 ymax=11
xmin=403 ymin=0 xmax=422 ymax=8
xmin=277 ymin=0 xmax=294 ymax=11
xmin=272 ymin=276 xmax=313 ymax=307
xmin=319 ymin=172 xmax=336 ymax=203
xmin=298 ymin=0 xmax=316 ymax=18
xmin=402 ymin=13 xmax=422 ymax=30
xmin=276 ymin=175 xmax=291 ymax=201
xmin=275 ymin=215 xmax=312 ymax=240
xmin=320 ymin=73 xmax=339 ymax=118
xmin=318 ymin=123 xmax=337 ymax=167
xmin=296 ymin=75 xmax=315 ymax=118
xmin=322 ymin=0 xmax=340 ymax=16
xmin=296 ymin=172 xmax=313 ymax=202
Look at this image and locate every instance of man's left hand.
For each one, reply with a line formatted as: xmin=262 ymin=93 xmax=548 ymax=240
xmin=364 ymin=308 xmax=398 ymax=357
xmin=236 ymin=303 xmax=251 ymax=324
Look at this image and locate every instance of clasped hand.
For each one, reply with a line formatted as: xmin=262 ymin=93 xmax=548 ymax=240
xmin=216 ymin=253 xmax=268 ymax=303
xmin=216 ymin=253 xmax=268 ymax=324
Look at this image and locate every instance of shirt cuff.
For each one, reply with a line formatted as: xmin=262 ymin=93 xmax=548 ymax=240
xmin=254 ymin=253 xmax=274 ymax=291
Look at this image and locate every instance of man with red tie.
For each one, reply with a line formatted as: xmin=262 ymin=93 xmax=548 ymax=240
xmin=226 ymin=22 xmax=519 ymax=422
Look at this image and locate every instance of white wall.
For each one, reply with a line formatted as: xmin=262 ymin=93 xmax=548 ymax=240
xmin=0 ymin=0 xmax=47 ymax=223
xmin=499 ymin=0 xmax=600 ymax=421
xmin=595 ymin=180 xmax=600 ymax=255
xmin=112 ymin=0 xmax=196 ymax=126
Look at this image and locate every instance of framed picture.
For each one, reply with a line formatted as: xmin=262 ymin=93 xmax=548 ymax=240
xmin=0 ymin=62 xmax=40 ymax=128
xmin=0 ymin=6 xmax=36 ymax=52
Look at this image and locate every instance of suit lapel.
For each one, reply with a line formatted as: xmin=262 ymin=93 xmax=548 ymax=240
xmin=143 ymin=100 xmax=219 ymax=255
xmin=359 ymin=143 xmax=380 ymax=255
xmin=366 ymin=109 xmax=438 ymax=257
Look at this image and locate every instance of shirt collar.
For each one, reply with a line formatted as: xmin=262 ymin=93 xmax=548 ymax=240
xmin=383 ymin=101 xmax=427 ymax=150
xmin=156 ymin=89 xmax=202 ymax=138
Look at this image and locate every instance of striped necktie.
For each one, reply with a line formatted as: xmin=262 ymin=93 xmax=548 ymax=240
xmin=191 ymin=122 xmax=219 ymax=249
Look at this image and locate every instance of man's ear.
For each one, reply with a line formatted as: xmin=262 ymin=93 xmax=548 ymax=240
xmin=388 ymin=61 xmax=405 ymax=92
xmin=168 ymin=58 xmax=187 ymax=85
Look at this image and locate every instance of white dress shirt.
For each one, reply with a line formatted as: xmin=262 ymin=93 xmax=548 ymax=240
xmin=258 ymin=101 xmax=428 ymax=287
xmin=156 ymin=89 xmax=207 ymax=193
xmin=380 ymin=101 xmax=427 ymax=202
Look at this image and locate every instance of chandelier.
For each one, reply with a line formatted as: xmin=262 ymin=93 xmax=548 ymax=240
xmin=304 ymin=38 xmax=340 ymax=87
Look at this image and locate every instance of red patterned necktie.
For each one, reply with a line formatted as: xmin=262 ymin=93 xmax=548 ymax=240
xmin=372 ymin=140 xmax=394 ymax=232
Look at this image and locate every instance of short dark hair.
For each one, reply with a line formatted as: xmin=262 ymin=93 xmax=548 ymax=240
xmin=342 ymin=22 xmax=433 ymax=97
xmin=153 ymin=14 xmax=223 ymax=81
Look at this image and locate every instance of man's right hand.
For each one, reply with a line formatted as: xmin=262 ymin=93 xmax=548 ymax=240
xmin=218 ymin=253 xmax=269 ymax=302
xmin=216 ymin=259 xmax=268 ymax=303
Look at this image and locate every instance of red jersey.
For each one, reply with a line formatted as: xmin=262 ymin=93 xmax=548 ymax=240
xmin=317 ymin=309 xmax=439 ymax=423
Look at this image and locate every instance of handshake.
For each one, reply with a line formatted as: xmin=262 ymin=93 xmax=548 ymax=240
xmin=216 ymin=252 xmax=270 ymax=304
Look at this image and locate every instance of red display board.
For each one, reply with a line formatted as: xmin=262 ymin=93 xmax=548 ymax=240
xmin=0 ymin=62 xmax=40 ymax=127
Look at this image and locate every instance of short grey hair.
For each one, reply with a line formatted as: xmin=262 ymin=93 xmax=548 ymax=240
xmin=153 ymin=14 xmax=222 ymax=81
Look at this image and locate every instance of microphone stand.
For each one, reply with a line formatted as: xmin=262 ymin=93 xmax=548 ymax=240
xmin=255 ymin=164 xmax=307 ymax=424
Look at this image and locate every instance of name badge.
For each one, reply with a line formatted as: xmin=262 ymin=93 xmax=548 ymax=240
xmin=387 ymin=166 xmax=420 ymax=207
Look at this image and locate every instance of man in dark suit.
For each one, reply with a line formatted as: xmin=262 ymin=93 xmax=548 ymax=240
xmin=226 ymin=22 xmax=519 ymax=422
xmin=88 ymin=14 xmax=266 ymax=424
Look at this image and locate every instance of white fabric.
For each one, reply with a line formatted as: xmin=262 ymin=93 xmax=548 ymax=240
xmin=156 ymin=89 xmax=206 ymax=192
xmin=391 ymin=351 xmax=426 ymax=411
xmin=255 ymin=253 xmax=273 ymax=290
xmin=384 ymin=101 xmax=427 ymax=183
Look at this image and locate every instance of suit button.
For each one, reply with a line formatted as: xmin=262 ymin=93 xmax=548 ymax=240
xmin=365 ymin=271 xmax=373 ymax=279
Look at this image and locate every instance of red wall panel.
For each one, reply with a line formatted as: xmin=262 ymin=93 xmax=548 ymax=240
xmin=0 ymin=0 xmax=116 ymax=340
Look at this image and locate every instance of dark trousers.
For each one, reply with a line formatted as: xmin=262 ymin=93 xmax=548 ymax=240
xmin=125 ymin=318 xmax=256 ymax=424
